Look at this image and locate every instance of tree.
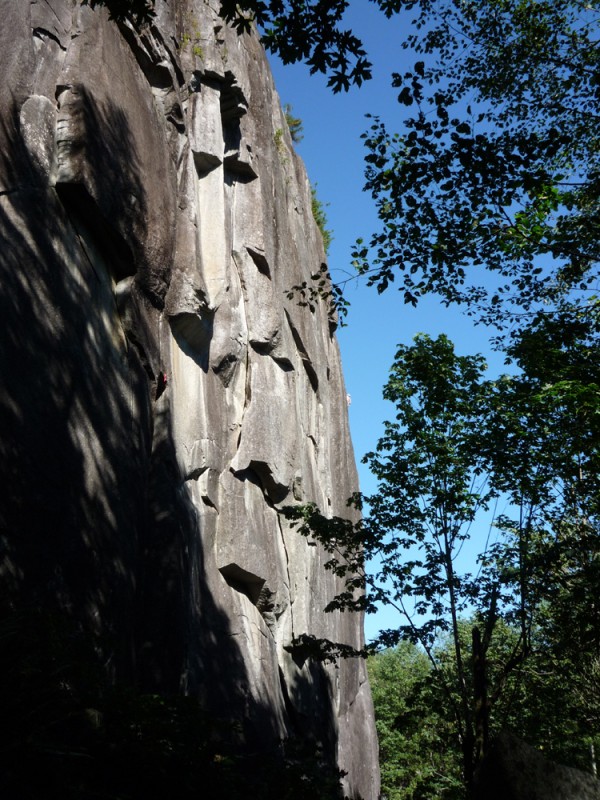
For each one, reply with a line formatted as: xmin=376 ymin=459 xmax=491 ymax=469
xmin=368 ymin=642 xmax=463 ymax=800
xmin=286 ymin=334 xmax=517 ymax=793
xmin=284 ymin=104 xmax=305 ymax=143
xmin=370 ymin=616 xmax=600 ymax=800
xmin=353 ymin=0 xmax=600 ymax=326
xmin=486 ymin=303 xmax=600 ymax=772
xmin=286 ymin=319 xmax=600 ymax=795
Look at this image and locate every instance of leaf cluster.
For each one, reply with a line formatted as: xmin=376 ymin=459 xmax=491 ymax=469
xmin=285 ymin=262 xmax=349 ymax=329
xmin=310 ymin=183 xmax=334 ymax=253
xmin=367 ymin=642 xmax=463 ymax=800
xmin=369 ymin=614 xmax=600 ymax=799
xmin=84 ymin=0 xmax=156 ymax=25
xmin=219 ymin=0 xmax=372 ymax=92
xmin=355 ymin=0 xmax=600 ymax=325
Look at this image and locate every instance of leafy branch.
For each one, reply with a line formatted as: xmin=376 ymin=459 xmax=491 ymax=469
xmin=285 ymin=263 xmax=349 ymax=328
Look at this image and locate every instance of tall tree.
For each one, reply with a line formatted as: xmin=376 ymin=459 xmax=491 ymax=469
xmin=287 ymin=334 xmax=517 ymax=793
xmin=488 ymin=305 xmax=600 ymax=770
xmin=353 ymin=0 xmax=600 ymax=326
xmin=286 ymin=318 xmax=600 ymax=794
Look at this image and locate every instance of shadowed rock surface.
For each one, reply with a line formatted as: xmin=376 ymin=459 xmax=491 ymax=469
xmin=0 ymin=1 xmax=379 ymax=796
xmin=474 ymin=732 xmax=600 ymax=800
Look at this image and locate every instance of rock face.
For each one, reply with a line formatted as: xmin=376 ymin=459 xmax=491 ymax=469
xmin=0 ymin=1 xmax=379 ymax=796
xmin=474 ymin=732 xmax=600 ymax=800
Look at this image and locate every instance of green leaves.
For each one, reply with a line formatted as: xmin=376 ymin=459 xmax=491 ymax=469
xmin=84 ymin=0 xmax=156 ymax=25
xmin=368 ymin=642 xmax=463 ymax=800
xmin=285 ymin=262 xmax=350 ymax=329
xmin=283 ymin=103 xmax=304 ymax=143
xmin=288 ymin=335 xmax=502 ymax=692
xmin=357 ymin=0 xmax=600 ymax=326
xmin=310 ymin=183 xmax=333 ymax=253
xmin=287 ymin=320 xmax=600 ymax=789
xmin=220 ymin=0 xmax=373 ymax=92
xmin=367 ymin=335 xmax=494 ymax=568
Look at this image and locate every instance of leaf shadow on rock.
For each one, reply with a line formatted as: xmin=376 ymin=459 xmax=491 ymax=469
xmin=0 ymin=90 xmax=347 ymax=797
xmin=0 ymin=89 xmax=237 ymax=701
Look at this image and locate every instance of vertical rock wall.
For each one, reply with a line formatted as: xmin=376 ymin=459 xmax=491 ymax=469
xmin=0 ymin=1 xmax=379 ymax=796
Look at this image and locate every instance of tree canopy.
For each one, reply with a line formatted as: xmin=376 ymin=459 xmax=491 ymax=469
xmin=354 ymin=0 xmax=600 ymax=325
xmin=285 ymin=320 xmax=600 ymax=793
xmin=87 ymin=0 xmax=375 ymax=91
xmin=367 ymin=641 xmax=463 ymax=800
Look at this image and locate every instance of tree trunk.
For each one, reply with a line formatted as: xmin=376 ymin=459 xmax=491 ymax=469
xmin=472 ymin=626 xmax=489 ymax=765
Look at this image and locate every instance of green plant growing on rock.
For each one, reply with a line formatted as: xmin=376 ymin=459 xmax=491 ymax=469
xmin=311 ymin=183 xmax=332 ymax=254
xmin=273 ymin=127 xmax=292 ymax=176
xmin=284 ymin=104 xmax=304 ymax=143
xmin=274 ymin=127 xmax=285 ymax=154
xmin=181 ymin=15 xmax=204 ymax=59
xmin=285 ymin=186 xmax=344 ymax=326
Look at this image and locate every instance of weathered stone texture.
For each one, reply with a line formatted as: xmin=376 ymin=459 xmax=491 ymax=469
xmin=0 ymin=1 xmax=379 ymax=797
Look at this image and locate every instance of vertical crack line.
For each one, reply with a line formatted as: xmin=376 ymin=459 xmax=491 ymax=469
xmin=54 ymin=6 xmax=76 ymax=80
xmin=231 ymin=250 xmax=252 ymax=454
xmin=276 ymin=511 xmax=294 ymax=642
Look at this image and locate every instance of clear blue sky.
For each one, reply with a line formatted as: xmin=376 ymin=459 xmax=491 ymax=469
xmin=267 ymin=8 xmax=510 ymax=641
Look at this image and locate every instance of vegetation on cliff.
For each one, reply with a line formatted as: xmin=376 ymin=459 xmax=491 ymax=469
xmin=267 ymin=2 xmax=600 ymax=794
xmin=286 ymin=313 xmax=600 ymax=793
xmin=31 ymin=1 xmax=600 ymax=797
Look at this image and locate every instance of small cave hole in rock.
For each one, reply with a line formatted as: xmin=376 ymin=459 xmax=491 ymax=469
xmin=246 ymin=246 xmax=271 ymax=278
xmin=219 ymin=563 xmax=265 ymax=606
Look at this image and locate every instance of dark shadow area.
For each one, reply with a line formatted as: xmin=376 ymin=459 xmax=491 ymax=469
xmin=0 ymin=600 xmax=348 ymax=799
xmin=0 ymin=87 xmax=350 ymax=798
xmin=288 ymin=656 xmax=339 ymax=767
xmin=219 ymin=561 xmax=266 ymax=604
xmin=55 ymin=83 xmax=147 ymax=284
xmin=233 ymin=462 xmax=289 ymax=504
xmin=0 ymin=96 xmax=148 ymax=677
xmin=247 ymin=244 xmax=271 ymax=277
xmin=169 ymin=310 xmax=214 ymax=371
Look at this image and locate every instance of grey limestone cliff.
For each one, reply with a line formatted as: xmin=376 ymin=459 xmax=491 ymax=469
xmin=0 ymin=0 xmax=379 ymax=796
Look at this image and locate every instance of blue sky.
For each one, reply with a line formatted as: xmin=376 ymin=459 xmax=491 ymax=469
xmin=267 ymin=9 xmax=511 ymax=641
